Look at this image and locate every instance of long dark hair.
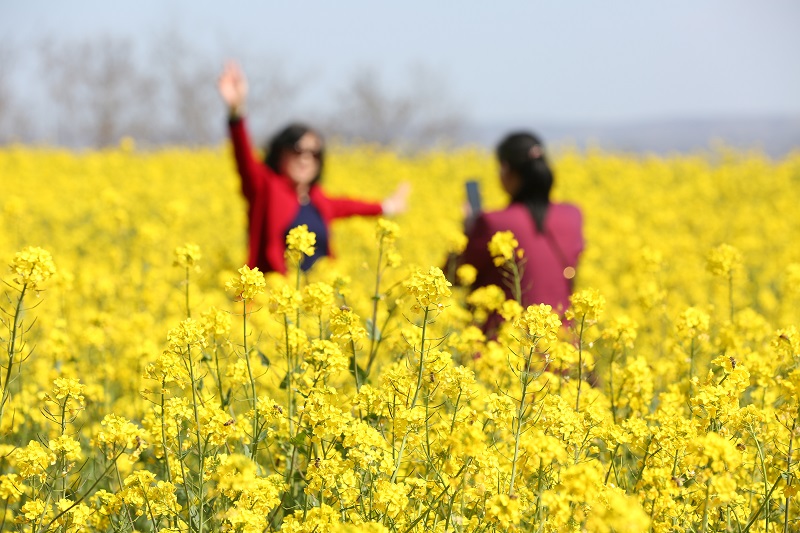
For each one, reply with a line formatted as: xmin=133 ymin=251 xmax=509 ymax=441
xmin=263 ymin=123 xmax=325 ymax=184
xmin=496 ymin=131 xmax=553 ymax=233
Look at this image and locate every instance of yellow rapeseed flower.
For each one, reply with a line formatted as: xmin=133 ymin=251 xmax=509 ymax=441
xmin=675 ymin=307 xmax=711 ymax=341
xmin=488 ymin=230 xmax=519 ymax=266
xmin=10 ymin=246 xmax=56 ymax=291
xmin=405 ymin=266 xmax=452 ymax=312
xmin=285 ymin=224 xmax=316 ymax=264
xmin=225 ymin=265 xmax=266 ymax=300
xmin=706 ymin=243 xmax=743 ymax=277
xmin=330 ymin=306 xmax=367 ymax=343
xmin=513 ymin=304 xmax=562 ymax=345
xmin=13 ymin=441 xmax=56 ymax=479
xmin=566 ymin=288 xmax=606 ymax=323
xmin=375 ymin=217 xmax=399 ymax=245
xmin=173 ymin=243 xmax=202 ymax=271
xmin=456 ymin=263 xmax=477 ymax=285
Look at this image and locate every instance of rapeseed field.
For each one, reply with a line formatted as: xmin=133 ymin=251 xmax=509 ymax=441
xmin=1 ymin=141 xmax=799 ymax=532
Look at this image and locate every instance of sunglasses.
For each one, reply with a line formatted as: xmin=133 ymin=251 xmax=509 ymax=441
xmin=290 ymin=144 xmax=322 ymax=160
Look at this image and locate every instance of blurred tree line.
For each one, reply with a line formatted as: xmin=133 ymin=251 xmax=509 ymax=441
xmin=0 ymin=32 xmax=465 ymax=149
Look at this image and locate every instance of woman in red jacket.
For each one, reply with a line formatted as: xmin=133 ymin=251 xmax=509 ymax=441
xmin=218 ymin=61 xmax=409 ymax=274
xmin=458 ymin=132 xmax=584 ymax=324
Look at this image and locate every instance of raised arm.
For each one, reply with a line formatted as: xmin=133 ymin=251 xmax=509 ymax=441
xmin=218 ymin=60 xmax=247 ymax=117
xmin=218 ymin=61 xmax=263 ymax=200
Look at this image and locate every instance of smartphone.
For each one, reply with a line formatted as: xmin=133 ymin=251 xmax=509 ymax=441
xmin=465 ymin=180 xmax=482 ymax=216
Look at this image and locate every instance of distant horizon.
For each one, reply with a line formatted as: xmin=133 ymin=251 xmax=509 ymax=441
xmin=4 ymin=114 xmax=794 ymax=157
xmin=2 ymin=1 xmax=798 ymax=126
xmin=478 ymin=110 xmax=800 ymax=128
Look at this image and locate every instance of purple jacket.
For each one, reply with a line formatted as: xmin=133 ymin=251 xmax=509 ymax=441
xmin=459 ymin=202 xmax=584 ymax=317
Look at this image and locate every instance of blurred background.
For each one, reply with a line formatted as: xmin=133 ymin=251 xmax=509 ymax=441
xmin=1 ymin=0 xmax=798 ymax=154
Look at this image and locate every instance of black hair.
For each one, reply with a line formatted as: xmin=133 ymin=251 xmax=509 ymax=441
xmin=263 ymin=123 xmax=325 ymax=184
xmin=496 ymin=131 xmax=553 ymax=233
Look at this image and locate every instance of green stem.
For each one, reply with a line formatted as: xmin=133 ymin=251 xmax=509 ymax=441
xmin=160 ymin=384 xmax=172 ymax=483
xmin=368 ymin=300 xmax=399 ymax=376
xmin=295 ymin=263 xmax=302 ymax=328
xmin=283 ymin=313 xmax=296 ymax=499
xmin=604 ymin=444 xmax=620 ymax=485
xmin=41 ymin=448 xmax=129 ymax=531
xmin=212 ymin=342 xmax=225 ymax=409
xmin=0 ymin=498 xmax=8 ymax=533
xmin=688 ymin=337 xmax=696 ymax=400
xmin=0 ymin=283 xmax=27 ymax=424
xmin=728 ymin=271 xmax=734 ymax=323
xmin=785 ymin=416 xmax=797 ymax=533
xmin=510 ymin=260 xmax=522 ymax=305
xmin=114 ymin=461 xmax=137 ymax=531
xmin=391 ymin=434 xmax=409 ymax=484
xmin=351 ymin=339 xmax=361 ymax=393
xmin=186 ymin=343 xmax=205 ymax=533
xmin=632 ymin=437 xmax=653 ymax=491
xmin=742 ymin=476 xmax=782 ymax=532
xmin=367 ymin=241 xmax=384 ymax=372
xmin=243 ymin=300 xmax=259 ymax=459
xmin=401 ymin=462 xmax=471 ymax=533
xmin=749 ymin=428 xmax=770 ymax=533
xmin=701 ymin=479 xmax=710 ymax=532
xmin=139 ymin=477 xmax=161 ymax=532
xmin=533 ymin=460 xmax=544 ymax=527
xmin=185 ymin=266 xmax=191 ymax=319
xmin=575 ymin=316 xmax=586 ymax=412
xmin=509 ymin=346 xmax=534 ymax=495
xmin=409 ymin=307 xmax=430 ymax=410
xmin=59 ymin=399 xmax=68 ymax=500
xmin=608 ymin=348 xmax=617 ymax=424
xmin=284 ymin=314 xmax=294 ymax=436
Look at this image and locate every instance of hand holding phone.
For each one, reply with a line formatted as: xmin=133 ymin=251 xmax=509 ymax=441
xmin=465 ymin=180 xmax=482 ymax=216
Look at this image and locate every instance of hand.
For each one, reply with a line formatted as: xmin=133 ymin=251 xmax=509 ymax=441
xmin=462 ymin=201 xmax=474 ymax=220
xmin=381 ymin=182 xmax=411 ymax=216
xmin=218 ymin=61 xmax=248 ymax=113
xmin=462 ymin=202 xmax=478 ymax=234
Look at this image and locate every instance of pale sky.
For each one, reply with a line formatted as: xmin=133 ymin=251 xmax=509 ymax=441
xmin=2 ymin=0 xmax=799 ymax=125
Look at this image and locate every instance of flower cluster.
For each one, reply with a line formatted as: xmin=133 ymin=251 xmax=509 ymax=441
xmin=404 ymin=266 xmax=452 ymax=311
xmin=565 ymin=287 xmax=606 ymax=324
xmin=173 ymin=242 xmax=202 ymax=271
xmin=487 ymin=230 xmax=519 ymax=266
xmin=513 ymin=303 xmax=562 ymax=345
xmin=706 ymin=243 xmax=743 ymax=277
xmin=225 ymin=264 xmax=266 ymax=300
xmin=10 ymin=245 xmax=56 ymax=291
xmin=285 ymin=224 xmax=316 ymax=264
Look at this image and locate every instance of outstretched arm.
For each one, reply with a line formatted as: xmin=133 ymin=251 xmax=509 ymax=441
xmin=328 ymin=182 xmax=412 ymax=219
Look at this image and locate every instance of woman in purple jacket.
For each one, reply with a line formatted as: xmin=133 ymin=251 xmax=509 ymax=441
xmin=458 ymin=132 xmax=584 ymax=323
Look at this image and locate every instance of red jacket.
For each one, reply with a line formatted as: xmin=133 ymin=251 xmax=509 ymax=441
xmin=229 ymin=118 xmax=383 ymax=274
xmin=459 ymin=202 xmax=584 ymax=316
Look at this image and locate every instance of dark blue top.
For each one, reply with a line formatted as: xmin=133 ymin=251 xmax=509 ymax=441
xmin=285 ymin=203 xmax=329 ymax=271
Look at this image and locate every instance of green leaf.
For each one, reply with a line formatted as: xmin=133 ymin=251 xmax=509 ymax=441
xmin=366 ymin=318 xmax=382 ymax=341
xmin=221 ymin=387 xmax=231 ymax=408
xmin=290 ymin=431 xmax=308 ymax=447
xmin=256 ymin=349 xmax=271 ymax=368
xmin=348 ymin=356 xmax=367 ymax=383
